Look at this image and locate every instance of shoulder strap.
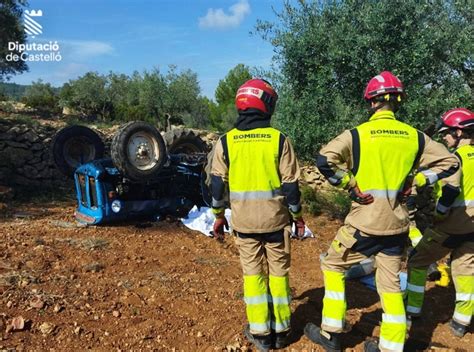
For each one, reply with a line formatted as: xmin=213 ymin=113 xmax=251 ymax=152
xmin=350 ymin=128 xmax=360 ymax=175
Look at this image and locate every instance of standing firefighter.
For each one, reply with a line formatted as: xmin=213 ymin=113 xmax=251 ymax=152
xmin=306 ymin=71 xmax=460 ymax=352
xmin=406 ymin=108 xmax=474 ymax=337
xmin=211 ymin=79 xmax=305 ymax=351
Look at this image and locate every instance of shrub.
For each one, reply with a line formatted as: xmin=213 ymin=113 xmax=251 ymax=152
xmin=301 ymin=185 xmax=351 ymax=220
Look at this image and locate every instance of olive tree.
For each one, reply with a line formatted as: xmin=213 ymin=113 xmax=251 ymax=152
xmin=0 ymin=0 xmax=28 ymax=80
xmin=257 ymin=0 xmax=473 ymax=159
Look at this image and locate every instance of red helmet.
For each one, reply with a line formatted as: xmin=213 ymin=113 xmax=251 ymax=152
xmin=436 ymin=108 xmax=474 ymax=133
xmin=235 ymin=79 xmax=278 ymax=115
xmin=364 ymin=71 xmax=404 ymax=101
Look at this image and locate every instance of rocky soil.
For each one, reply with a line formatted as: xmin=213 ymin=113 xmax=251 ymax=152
xmin=0 ymin=199 xmax=470 ymax=351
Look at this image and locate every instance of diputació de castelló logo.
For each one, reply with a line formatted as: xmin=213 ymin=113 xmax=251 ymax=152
xmin=5 ymin=9 xmax=62 ymax=62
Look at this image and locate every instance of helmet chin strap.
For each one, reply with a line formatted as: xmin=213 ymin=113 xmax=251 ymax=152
xmin=368 ymin=96 xmax=401 ymax=115
xmin=449 ymin=129 xmax=461 ymax=149
xmin=368 ymin=100 xmax=389 ymax=115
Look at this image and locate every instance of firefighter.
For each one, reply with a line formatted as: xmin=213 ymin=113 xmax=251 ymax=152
xmin=306 ymin=71 xmax=460 ymax=352
xmin=406 ymin=108 xmax=473 ymax=337
xmin=211 ymin=78 xmax=305 ymax=351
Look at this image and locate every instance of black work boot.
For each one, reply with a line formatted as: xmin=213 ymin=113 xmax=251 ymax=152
xmin=243 ymin=325 xmax=271 ymax=352
xmin=304 ymin=322 xmax=342 ymax=352
xmin=363 ymin=338 xmax=380 ymax=352
xmin=449 ymin=319 xmax=467 ymax=338
xmin=273 ymin=329 xmax=290 ymax=349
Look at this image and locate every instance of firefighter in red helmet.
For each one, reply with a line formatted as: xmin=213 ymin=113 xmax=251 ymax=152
xmin=210 ymin=78 xmax=305 ymax=351
xmin=307 ymin=71 xmax=460 ymax=352
xmin=407 ymin=108 xmax=473 ymax=337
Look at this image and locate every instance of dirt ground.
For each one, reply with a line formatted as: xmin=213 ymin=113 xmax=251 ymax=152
xmin=0 ymin=199 xmax=471 ymax=351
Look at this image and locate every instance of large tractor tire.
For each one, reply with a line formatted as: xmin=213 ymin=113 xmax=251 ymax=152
xmin=111 ymin=121 xmax=166 ymax=182
xmin=163 ymin=128 xmax=208 ymax=154
xmin=51 ymin=125 xmax=105 ymax=177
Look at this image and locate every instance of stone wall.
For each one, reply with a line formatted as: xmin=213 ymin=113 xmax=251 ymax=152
xmin=0 ymin=118 xmax=68 ymax=188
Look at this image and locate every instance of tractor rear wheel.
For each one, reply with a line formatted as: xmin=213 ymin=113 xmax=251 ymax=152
xmin=111 ymin=121 xmax=167 ymax=182
xmin=163 ymin=128 xmax=208 ymax=154
xmin=51 ymin=125 xmax=105 ymax=177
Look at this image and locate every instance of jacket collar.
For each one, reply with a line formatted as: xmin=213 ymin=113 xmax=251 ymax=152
xmin=369 ymin=110 xmax=396 ymax=121
xmin=235 ymin=111 xmax=271 ymax=131
xmin=456 ymin=138 xmax=473 ymax=149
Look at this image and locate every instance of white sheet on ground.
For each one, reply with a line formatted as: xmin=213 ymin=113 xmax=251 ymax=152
xmin=181 ymin=206 xmax=314 ymax=238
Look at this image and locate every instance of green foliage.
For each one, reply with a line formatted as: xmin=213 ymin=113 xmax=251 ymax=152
xmin=215 ymin=64 xmax=252 ymax=106
xmin=59 ymin=72 xmax=110 ymax=119
xmin=0 ymin=0 xmax=28 ymax=80
xmin=59 ymin=67 xmax=211 ymax=129
xmin=0 ymin=82 xmax=28 ymax=100
xmin=22 ymin=79 xmax=60 ymax=114
xmin=257 ymin=0 xmax=473 ymax=160
xmin=211 ymin=64 xmax=252 ymax=132
xmin=301 ymin=185 xmax=351 ymax=220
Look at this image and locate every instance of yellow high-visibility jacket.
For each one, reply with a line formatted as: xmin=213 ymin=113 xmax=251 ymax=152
xmin=211 ymin=126 xmax=301 ymax=233
xmin=436 ymin=139 xmax=474 ymax=235
xmin=317 ymin=110 xmax=460 ymax=235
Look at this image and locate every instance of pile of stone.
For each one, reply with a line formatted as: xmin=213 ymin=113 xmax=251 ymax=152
xmin=300 ymin=164 xmax=330 ymax=189
xmin=0 ymin=118 xmax=68 ymax=187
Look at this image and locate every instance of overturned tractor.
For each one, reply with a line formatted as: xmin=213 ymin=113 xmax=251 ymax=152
xmin=51 ymin=122 xmax=212 ymax=225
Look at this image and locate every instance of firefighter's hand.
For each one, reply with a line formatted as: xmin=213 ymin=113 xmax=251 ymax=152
xmin=293 ymin=217 xmax=306 ymax=239
xmin=397 ymin=183 xmax=412 ymax=203
xmin=433 ymin=203 xmax=449 ymax=223
xmin=413 ymin=172 xmax=428 ymax=189
xmin=213 ymin=216 xmax=229 ymax=241
xmin=349 ymin=185 xmax=374 ymax=205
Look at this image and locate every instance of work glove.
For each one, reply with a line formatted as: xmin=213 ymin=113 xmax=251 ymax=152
xmin=433 ymin=203 xmax=449 ymax=223
xmin=292 ymin=217 xmax=306 ymax=239
xmin=349 ymin=185 xmax=374 ymax=205
xmin=397 ymin=181 xmax=412 ymax=203
xmin=413 ymin=172 xmax=428 ymax=189
xmin=213 ymin=216 xmax=229 ymax=241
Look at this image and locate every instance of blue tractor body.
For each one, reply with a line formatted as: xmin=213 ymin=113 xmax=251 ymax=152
xmin=73 ymin=156 xmax=208 ymax=225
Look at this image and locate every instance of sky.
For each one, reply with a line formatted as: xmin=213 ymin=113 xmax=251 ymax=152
xmin=7 ymin=0 xmax=293 ymax=100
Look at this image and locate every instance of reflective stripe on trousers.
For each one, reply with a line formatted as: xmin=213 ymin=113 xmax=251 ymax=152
xmin=408 ymin=227 xmax=423 ymax=248
xmin=406 ymin=268 xmax=427 ymax=316
xmin=268 ymin=275 xmax=291 ymax=333
xmin=379 ymin=292 xmax=407 ymax=352
xmin=453 ymin=275 xmax=474 ymax=326
xmin=243 ymin=274 xmax=291 ymax=334
xmin=244 ymin=274 xmax=270 ymax=334
xmin=321 ymin=270 xmax=346 ymax=332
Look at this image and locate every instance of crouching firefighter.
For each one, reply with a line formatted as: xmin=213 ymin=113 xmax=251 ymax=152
xmin=210 ymin=79 xmax=305 ymax=351
xmin=308 ymin=71 xmax=460 ymax=352
xmin=406 ymin=108 xmax=473 ymax=337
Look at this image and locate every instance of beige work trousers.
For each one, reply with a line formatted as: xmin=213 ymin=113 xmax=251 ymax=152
xmin=408 ymin=228 xmax=474 ymax=276
xmin=322 ymin=225 xmax=404 ymax=293
xmin=234 ymin=226 xmax=291 ymax=276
